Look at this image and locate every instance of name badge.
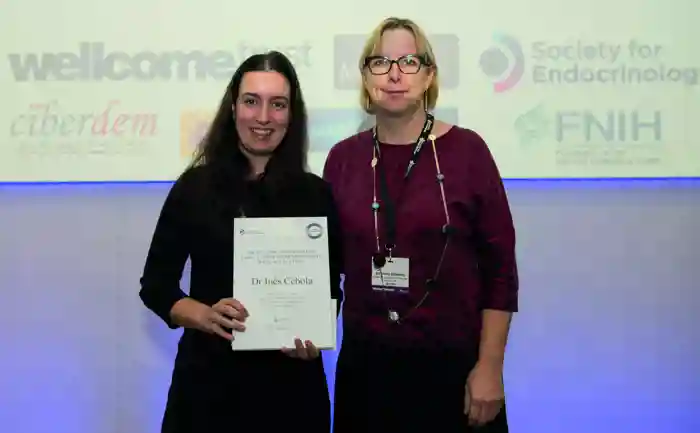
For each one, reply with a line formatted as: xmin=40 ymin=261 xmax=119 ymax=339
xmin=371 ymin=257 xmax=410 ymax=294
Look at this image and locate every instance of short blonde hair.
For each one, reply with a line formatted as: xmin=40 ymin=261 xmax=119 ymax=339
xmin=358 ymin=17 xmax=439 ymax=114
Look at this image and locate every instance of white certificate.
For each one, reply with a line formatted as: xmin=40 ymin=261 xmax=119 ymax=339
xmin=231 ymin=216 xmax=337 ymax=351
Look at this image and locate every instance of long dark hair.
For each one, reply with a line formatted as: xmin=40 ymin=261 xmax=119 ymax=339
xmin=189 ymin=50 xmax=309 ymax=198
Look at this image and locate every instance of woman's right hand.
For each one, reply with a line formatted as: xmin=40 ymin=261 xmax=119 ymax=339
xmin=170 ymin=297 xmax=249 ymax=340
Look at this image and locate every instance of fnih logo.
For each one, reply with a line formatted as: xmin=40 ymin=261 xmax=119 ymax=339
xmin=479 ymin=34 xmax=525 ymax=93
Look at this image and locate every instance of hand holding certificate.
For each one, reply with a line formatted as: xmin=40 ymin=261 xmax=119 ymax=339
xmin=231 ymin=216 xmax=337 ymax=352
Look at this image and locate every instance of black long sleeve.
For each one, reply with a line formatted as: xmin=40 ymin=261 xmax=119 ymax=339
xmin=139 ymin=167 xmax=345 ymax=331
xmin=138 ymin=171 xmax=192 ymax=329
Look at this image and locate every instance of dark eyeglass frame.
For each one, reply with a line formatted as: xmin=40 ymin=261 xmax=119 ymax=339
xmin=363 ymin=54 xmax=432 ymax=75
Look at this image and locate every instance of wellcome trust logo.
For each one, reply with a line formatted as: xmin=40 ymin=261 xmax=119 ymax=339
xmin=333 ymin=34 xmax=460 ymax=90
xmin=480 ymin=33 xmax=699 ymax=92
xmin=7 ymin=41 xmax=313 ymax=82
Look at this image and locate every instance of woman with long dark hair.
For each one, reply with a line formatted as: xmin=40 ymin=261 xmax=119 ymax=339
xmin=139 ymin=51 xmax=343 ymax=433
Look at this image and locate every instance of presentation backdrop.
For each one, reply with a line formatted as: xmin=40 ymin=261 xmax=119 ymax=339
xmin=1 ymin=0 xmax=698 ymax=182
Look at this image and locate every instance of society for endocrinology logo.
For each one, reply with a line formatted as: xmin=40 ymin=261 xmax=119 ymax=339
xmin=333 ymin=34 xmax=460 ymax=90
xmin=479 ymin=33 xmax=525 ymax=93
xmin=480 ymin=34 xmax=698 ymax=92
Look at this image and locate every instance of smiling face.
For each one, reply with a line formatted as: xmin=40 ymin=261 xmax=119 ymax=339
xmin=363 ymin=28 xmax=434 ymax=116
xmin=234 ymin=71 xmax=291 ymax=156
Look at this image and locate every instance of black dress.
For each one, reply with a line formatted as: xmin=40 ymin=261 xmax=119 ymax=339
xmin=139 ymin=165 xmax=343 ymax=433
xmin=332 ymin=338 xmax=509 ymax=433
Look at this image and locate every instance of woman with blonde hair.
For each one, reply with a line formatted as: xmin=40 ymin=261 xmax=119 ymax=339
xmin=324 ymin=18 xmax=517 ymax=432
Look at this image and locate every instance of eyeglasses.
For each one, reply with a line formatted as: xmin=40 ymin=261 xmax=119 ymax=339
xmin=363 ymin=54 xmax=431 ymax=75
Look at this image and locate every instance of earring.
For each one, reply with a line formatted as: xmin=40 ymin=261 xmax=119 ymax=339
xmin=423 ymin=93 xmax=428 ymax=112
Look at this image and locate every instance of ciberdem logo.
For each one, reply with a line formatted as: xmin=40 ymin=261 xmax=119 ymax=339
xmin=7 ymin=41 xmax=313 ymax=82
xmin=479 ymin=33 xmax=525 ymax=93
xmin=7 ymin=99 xmax=159 ymax=157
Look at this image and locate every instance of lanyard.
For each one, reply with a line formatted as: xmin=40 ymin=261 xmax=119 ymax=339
xmin=369 ymin=114 xmax=453 ymax=323
xmin=371 ymin=113 xmax=434 ymax=257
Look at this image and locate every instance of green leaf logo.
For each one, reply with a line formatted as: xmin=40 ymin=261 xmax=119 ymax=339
xmin=514 ymin=103 xmax=550 ymax=147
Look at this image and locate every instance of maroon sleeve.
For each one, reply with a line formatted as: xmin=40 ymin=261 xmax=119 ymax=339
xmin=322 ymin=143 xmax=342 ymax=186
xmin=468 ymin=131 xmax=519 ymax=312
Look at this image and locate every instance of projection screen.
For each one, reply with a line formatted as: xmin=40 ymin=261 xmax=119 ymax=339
xmin=1 ymin=0 xmax=697 ymax=182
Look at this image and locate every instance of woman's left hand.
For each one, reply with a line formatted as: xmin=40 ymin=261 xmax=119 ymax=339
xmin=281 ymin=338 xmax=319 ymax=360
xmin=465 ymin=361 xmax=505 ymax=426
